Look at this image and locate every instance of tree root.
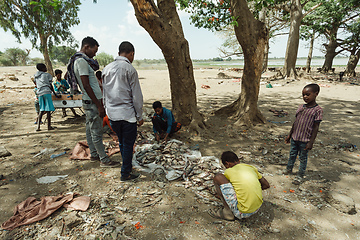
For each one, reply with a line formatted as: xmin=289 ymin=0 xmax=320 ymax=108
xmin=188 ymin=111 xmax=206 ymax=134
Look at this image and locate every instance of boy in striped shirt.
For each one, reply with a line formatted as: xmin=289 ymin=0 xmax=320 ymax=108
xmin=284 ymin=83 xmax=323 ymax=185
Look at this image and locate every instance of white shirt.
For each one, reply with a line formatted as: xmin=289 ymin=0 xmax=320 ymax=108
xmin=102 ymin=56 xmax=143 ymax=122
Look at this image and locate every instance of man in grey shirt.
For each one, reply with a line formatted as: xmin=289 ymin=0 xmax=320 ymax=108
xmin=72 ymin=36 xmax=119 ymax=168
xmin=102 ymin=41 xmax=144 ymax=180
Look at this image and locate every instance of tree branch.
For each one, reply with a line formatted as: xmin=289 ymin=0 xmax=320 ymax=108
xmin=340 ymin=13 xmax=360 ymax=25
xmin=11 ymin=0 xmax=37 ymax=28
xmin=303 ymin=2 xmax=322 ymax=18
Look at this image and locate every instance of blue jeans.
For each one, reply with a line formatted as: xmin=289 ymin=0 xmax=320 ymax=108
xmin=83 ymin=102 xmax=109 ymax=163
xmin=287 ymin=138 xmax=309 ymax=176
xmin=110 ymin=120 xmax=137 ymax=178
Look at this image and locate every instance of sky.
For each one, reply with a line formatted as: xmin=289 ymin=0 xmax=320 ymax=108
xmin=0 ymin=0 xmax=324 ymax=60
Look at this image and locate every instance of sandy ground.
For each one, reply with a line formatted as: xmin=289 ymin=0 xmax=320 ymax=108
xmin=0 ymin=65 xmax=359 ymax=239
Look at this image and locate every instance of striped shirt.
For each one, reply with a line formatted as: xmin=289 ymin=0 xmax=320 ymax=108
xmin=291 ymin=104 xmax=323 ymax=142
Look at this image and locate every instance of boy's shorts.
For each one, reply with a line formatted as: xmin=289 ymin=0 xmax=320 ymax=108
xmin=220 ymin=183 xmax=260 ymax=219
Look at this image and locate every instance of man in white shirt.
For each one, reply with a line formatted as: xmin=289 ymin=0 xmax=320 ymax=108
xmin=71 ymin=36 xmax=120 ymax=168
xmin=102 ymin=41 xmax=144 ymax=181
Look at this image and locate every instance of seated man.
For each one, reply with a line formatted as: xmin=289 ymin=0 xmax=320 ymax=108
xmin=152 ymin=101 xmax=181 ymax=142
xmin=210 ymin=151 xmax=270 ymax=220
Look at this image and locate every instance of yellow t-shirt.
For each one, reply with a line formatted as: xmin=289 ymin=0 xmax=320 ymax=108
xmin=224 ymin=164 xmax=263 ymax=213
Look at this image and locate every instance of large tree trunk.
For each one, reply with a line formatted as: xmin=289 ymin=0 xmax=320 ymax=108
xmin=283 ymin=0 xmax=303 ymax=78
xmin=39 ymin=34 xmax=54 ymax=76
xmin=321 ymin=27 xmax=339 ymax=72
xmin=129 ymin=0 xmax=204 ymax=130
xmin=344 ymin=48 xmax=360 ymax=77
xmin=215 ymin=0 xmax=266 ymax=126
xmin=306 ymin=31 xmax=315 ymax=73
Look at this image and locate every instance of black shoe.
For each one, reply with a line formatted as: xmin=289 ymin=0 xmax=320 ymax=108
xmin=0 ymin=175 xmax=4 ymax=180
xmin=100 ymin=160 xmax=120 ymax=168
xmin=90 ymin=156 xmax=100 ymax=162
xmin=121 ymin=173 xmax=140 ymax=181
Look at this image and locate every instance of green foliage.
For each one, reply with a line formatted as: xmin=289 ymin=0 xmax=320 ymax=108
xmin=0 ymin=1 xmax=81 ymax=53
xmin=178 ymin=0 xmax=287 ymax=31
xmin=50 ymin=45 xmax=77 ymax=65
xmin=95 ymin=52 xmax=114 ymax=67
xmin=29 ymin=57 xmax=45 ymax=66
xmin=301 ymin=0 xmax=360 ymax=54
xmin=0 ymin=48 xmax=30 ymax=66
xmin=212 ymin=57 xmax=224 ymax=61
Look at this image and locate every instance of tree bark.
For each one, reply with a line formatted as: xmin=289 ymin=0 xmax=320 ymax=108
xmin=321 ymin=27 xmax=339 ymax=72
xmin=344 ymin=48 xmax=360 ymax=77
xmin=129 ymin=0 xmax=204 ymax=130
xmin=259 ymin=7 xmax=269 ymax=72
xmin=306 ymin=31 xmax=315 ymax=73
xmin=283 ymin=0 xmax=303 ymax=78
xmin=263 ymin=37 xmax=269 ymax=72
xmin=215 ymin=0 xmax=266 ymax=126
xmin=39 ymin=34 xmax=54 ymax=76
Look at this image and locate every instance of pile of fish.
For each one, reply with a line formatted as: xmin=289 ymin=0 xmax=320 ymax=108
xmin=133 ymin=132 xmax=223 ymax=203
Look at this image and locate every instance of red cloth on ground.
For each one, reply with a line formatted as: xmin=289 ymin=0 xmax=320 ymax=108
xmin=69 ymin=141 xmax=119 ymax=160
xmin=1 ymin=193 xmax=90 ymax=230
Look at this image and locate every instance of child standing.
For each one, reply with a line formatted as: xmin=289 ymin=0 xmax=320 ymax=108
xmin=31 ymin=78 xmax=41 ymax=124
xmin=284 ymin=83 xmax=323 ymax=185
xmin=152 ymin=101 xmax=181 ymax=142
xmin=53 ymin=69 xmax=79 ymax=118
xmin=35 ymin=63 xmax=59 ymax=131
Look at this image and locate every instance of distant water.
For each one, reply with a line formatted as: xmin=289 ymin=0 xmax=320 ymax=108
xmin=210 ymin=58 xmax=352 ymax=67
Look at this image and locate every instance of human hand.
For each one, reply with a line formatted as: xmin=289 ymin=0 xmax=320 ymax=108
xmin=305 ymin=142 xmax=313 ymax=150
xmin=138 ymin=119 xmax=144 ymax=127
xmin=155 ymin=133 xmax=160 ymax=142
xmin=285 ymin=135 xmax=291 ymax=144
xmin=98 ymin=105 xmax=106 ymax=118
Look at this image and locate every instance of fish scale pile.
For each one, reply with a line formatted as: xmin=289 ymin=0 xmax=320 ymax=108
xmin=133 ymin=135 xmax=223 ymax=202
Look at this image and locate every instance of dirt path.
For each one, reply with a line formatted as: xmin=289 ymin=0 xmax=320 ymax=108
xmin=0 ymin=68 xmax=359 ymax=239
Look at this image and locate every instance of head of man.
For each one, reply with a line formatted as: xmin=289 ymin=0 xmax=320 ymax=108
xmin=80 ymin=36 xmax=99 ymax=58
xmin=221 ymin=151 xmax=240 ymax=169
xmin=118 ymin=41 xmax=135 ymax=63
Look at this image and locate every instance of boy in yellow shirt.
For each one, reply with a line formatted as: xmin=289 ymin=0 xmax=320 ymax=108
xmin=209 ymin=151 xmax=270 ymax=220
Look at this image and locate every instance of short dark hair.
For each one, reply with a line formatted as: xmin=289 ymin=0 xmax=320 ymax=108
xmin=304 ymin=83 xmax=320 ymax=93
xmin=95 ymin=71 xmax=102 ymax=80
xmin=119 ymin=41 xmax=134 ymax=54
xmin=54 ymin=69 xmax=62 ymax=75
xmin=221 ymin=151 xmax=239 ymax=165
xmin=81 ymin=36 xmax=99 ymax=48
xmin=36 ymin=63 xmax=46 ymax=71
xmin=153 ymin=101 xmax=162 ymax=109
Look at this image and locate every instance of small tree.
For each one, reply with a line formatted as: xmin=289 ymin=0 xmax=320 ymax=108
xmin=50 ymin=45 xmax=77 ymax=66
xmin=0 ymin=0 xmax=81 ymax=75
xmin=0 ymin=48 xmax=30 ymax=66
xmin=95 ymin=52 xmax=114 ymax=67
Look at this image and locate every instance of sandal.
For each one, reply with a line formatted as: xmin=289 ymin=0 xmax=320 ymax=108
xmin=208 ymin=209 xmax=235 ymax=221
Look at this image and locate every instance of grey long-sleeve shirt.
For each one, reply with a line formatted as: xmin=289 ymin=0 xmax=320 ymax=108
xmin=102 ymin=56 xmax=143 ymax=123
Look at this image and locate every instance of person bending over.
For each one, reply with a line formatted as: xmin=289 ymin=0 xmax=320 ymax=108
xmin=152 ymin=101 xmax=181 ymax=142
xmin=210 ymin=151 xmax=270 ymax=220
